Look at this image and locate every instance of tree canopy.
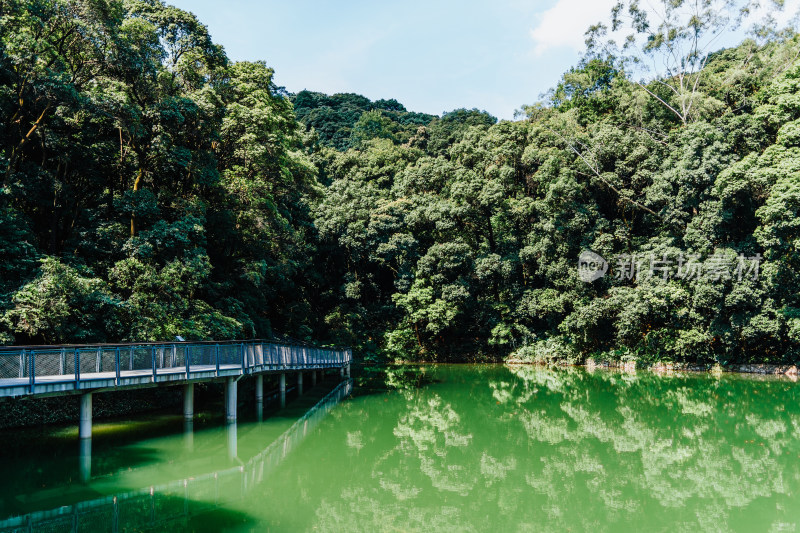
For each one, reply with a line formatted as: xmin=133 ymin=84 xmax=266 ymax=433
xmin=1 ymin=0 xmax=799 ymax=368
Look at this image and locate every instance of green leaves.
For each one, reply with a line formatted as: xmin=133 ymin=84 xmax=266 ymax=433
xmin=0 ymin=1 xmax=322 ymax=345
xmin=292 ymin=91 xmax=436 ymax=151
xmin=312 ymin=31 xmax=800 ymax=365
xmin=0 ymin=0 xmax=798 ymax=368
xmin=3 ymin=258 xmax=122 ymax=344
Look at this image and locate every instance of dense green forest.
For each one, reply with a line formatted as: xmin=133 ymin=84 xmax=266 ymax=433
xmin=1 ymin=0 xmax=799 ymax=367
xmin=291 ymin=91 xmax=440 ymax=152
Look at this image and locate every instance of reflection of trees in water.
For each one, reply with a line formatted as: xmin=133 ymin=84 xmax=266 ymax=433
xmin=313 ymin=388 xmax=480 ymax=532
xmin=314 ymin=487 xmax=479 ymax=533
xmin=382 ymin=366 xmax=433 ymax=391
xmin=393 ymin=395 xmax=474 ymax=495
xmin=310 ymin=366 xmax=800 ymax=532
xmin=507 ymin=365 xmax=800 ymax=529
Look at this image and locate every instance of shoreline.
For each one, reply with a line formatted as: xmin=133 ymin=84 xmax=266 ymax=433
xmin=504 ymin=358 xmax=800 ymax=379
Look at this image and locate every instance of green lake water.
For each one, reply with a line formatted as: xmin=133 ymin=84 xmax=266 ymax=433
xmin=2 ymin=365 xmax=800 ymax=532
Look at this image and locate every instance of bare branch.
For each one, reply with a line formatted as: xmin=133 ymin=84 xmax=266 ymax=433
xmin=546 ymin=126 xmax=660 ymax=216
xmin=636 ymin=80 xmax=688 ymax=123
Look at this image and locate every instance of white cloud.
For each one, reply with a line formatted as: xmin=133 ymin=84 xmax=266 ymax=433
xmin=530 ymin=0 xmax=800 ymax=58
xmin=529 ymin=0 xmax=617 ymax=56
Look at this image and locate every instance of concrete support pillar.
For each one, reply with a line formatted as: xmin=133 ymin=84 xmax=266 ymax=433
xmin=79 ymin=438 xmax=92 ymax=483
xmin=183 ymin=383 xmax=194 ymax=420
xmin=183 ymin=420 xmax=194 ymax=451
xmin=255 ymin=374 xmax=264 ymax=421
xmin=279 ymin=373 xmax=286 ymax=408
xmin=340 ymin=366 xmax=345 ymax=379
xmin=79 ymin=392 xmax=92 ymax=439
xmin=224 ymin=377 xmax=237 ymax=422
xmin=298 ymin=372 xmax=303 ymax=395
xmin=346 ymin=364 xmax=351 ymax=378
xmin=312 ymin=371 xmax=317 ymax=387
xmin=255 ymin=374 xmax=263 ymax=402
xmin=227 ymin=422 xmax=237 ymax=460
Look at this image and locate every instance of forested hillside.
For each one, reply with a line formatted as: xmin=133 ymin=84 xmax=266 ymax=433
xmin=0 ymin=0 xmax=319 ymax=344
xmin=1 ymin=0 xmax=799 ymax=367
xmin=291 ymin=91 xmax=438 ymax=152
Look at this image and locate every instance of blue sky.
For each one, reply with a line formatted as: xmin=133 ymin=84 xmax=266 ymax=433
xmin=167 ymin=0 xmax=624 ymax=120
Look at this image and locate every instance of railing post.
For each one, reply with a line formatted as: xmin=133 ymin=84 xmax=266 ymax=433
xmin=241 ymin=343 xmax=246 ymax=372
xmin=186 ymin=345 xmax=191 ymax=378
xmin=115 ymin=348 xmax=121 ymax=385
xmin=75 ymin=349 xmax=80 ymax=387
xmin=215 ymin=345 xmax=220 ymax=377
xmin=152 ymin=346 xmax=157 ymax=381
xmin=28 ymin=350 xmax=34 ymax=393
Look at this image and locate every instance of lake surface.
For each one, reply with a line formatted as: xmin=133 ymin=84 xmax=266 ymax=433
xmin=2 ymin=365 xmax=800 ymax=532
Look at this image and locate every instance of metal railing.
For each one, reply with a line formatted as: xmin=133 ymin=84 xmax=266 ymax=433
xmin=0 ymin=340 xmax=352 ymax=393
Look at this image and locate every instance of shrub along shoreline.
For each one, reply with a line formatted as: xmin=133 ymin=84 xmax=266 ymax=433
xmin=505 ymin=358 xmax=800 ymax=377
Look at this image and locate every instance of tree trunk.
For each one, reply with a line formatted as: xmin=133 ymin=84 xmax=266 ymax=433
xmin=4 ymin=104 xmax=50 ymax=186
xmin=131 ymin=168 xmax=143 ymax=237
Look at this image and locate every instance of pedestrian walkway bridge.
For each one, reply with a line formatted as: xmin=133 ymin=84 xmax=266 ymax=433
xmin=0 ymin=339 xmax=352 ymax=437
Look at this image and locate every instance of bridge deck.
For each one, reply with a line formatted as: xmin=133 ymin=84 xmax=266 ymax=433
xmin=0 ymin=340 xmax=351 ymax=398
